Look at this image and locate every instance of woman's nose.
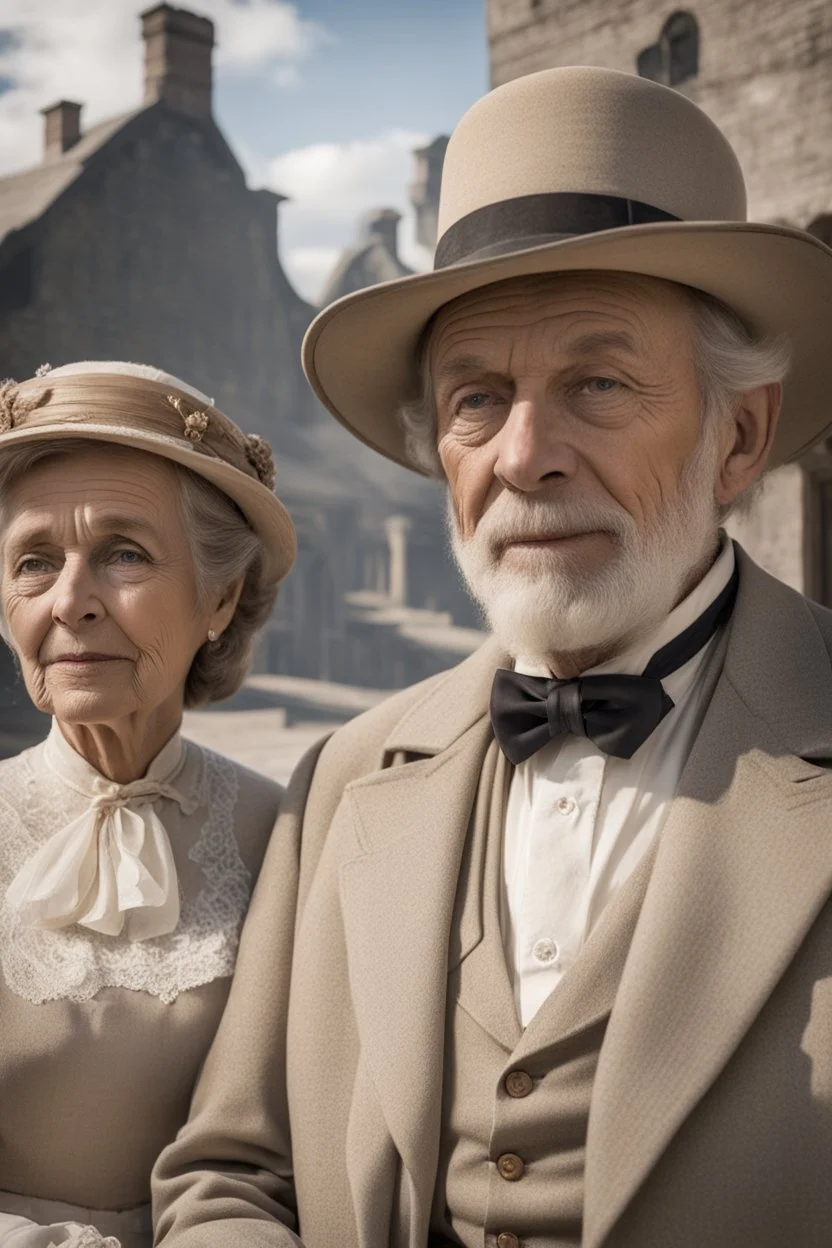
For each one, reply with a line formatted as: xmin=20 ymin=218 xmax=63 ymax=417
xmin=51 ymin=560 xmax=104 ymax=629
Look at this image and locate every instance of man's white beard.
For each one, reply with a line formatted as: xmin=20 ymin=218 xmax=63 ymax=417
xmin=449 ymin=432 xmax=722 ymax=665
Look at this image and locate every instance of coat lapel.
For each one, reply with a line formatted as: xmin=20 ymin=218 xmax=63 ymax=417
xmin=584 ymin=549 xmax=832 ymax=1248
xmin=452 ymin=739 xmax=523 ymax=1053
xmin=337 ymin=639 xmax=507 ymax=1230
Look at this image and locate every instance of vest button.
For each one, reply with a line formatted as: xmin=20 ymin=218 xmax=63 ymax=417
xmin=496 ymin=1152 xmax=525 ymax=1181
xmin=496 ymin=1234 xmax=521 ymax=1248
xmin=505 ymin=1069 xmax=534 ymax=1098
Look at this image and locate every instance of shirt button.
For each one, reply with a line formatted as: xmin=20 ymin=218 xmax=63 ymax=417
xmin=496 ymin=1153 xmax=525 ymax=1181
xmin=504 ymin=1070 xmax=534 ymax=1098
xmin=532 ymin=937 xmax=559 ymax=964
xmin=556 ymin=795 xmax=576 ymax=815
xmin=496 ymin=1235 xmax=521 ymax=1248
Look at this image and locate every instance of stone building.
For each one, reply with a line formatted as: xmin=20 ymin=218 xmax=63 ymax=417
xmin=410 ymin=136 xmax=450 ymax=251
xmin=0 ymin=4 xmax=481 ymax=750
xmin=321 ymin=133 xmax=449 ymax=306
xmin=487 ymin=0 xmax=832 ymax=600
xmin=320 ymin=208 xmax=414 ymax=305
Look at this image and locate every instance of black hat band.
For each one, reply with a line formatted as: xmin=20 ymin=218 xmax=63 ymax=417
xmin=434 ymin=192 xmax=681 ymax=269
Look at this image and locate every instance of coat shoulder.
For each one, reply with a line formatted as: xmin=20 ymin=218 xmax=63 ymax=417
xmin=315 ymin=662 xmax=462 ymax=783
xmin=288 ymin=656 xmax=488 ymax=910
xmin=804 ymin=595 xmax=832 ymax=653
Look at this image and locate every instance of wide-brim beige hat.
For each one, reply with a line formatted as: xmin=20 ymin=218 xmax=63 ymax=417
xmin=303 ymin=65 xmax=832 ymax=474
xmin=0 ymin=362 xmax=296 ymax=583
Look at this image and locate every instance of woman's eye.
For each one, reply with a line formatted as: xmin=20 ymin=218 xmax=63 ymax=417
xmin=17 ymin=557 xmax=49 ymax=575
xmin=581 ymin=376 xmax=623 ymax=395
xmin=113 ymin=548 xmax=146 ymax=565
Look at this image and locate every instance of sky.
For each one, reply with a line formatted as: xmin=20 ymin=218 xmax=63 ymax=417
xmin=0 ymin=0 xmax=489 ymax=300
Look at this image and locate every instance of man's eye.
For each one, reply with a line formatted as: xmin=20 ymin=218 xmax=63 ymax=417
xmin=457 ymin=392 xmax=493 ymax=412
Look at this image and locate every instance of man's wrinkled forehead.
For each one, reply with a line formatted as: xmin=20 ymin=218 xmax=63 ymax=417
xmin=425 ymin=270 xmax=695 ymax=367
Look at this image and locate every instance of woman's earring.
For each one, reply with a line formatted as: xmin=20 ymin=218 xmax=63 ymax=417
xmin=207 ymin=628 xmax=218 ymax=643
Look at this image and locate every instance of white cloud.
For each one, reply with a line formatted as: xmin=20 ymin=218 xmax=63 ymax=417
xmin=284 ymin=245 xmax=342 ymax=300
xmin=214 ymin=0 xmax=328 ymax=69
xmin=0 ymin=0 xmax=330 ymax=175
xmin=261 ymin=129 xmax=428 ymax=221
xmin=248 ymin=129 xmax=435 ymax=303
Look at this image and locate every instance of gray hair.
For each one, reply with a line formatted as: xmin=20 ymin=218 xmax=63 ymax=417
xmin=0 ymin=440 xmax=275 ymax=707
xmin=398 ymin=282 xmax=793 ymax=513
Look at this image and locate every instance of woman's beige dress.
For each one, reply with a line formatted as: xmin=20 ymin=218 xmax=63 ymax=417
xmin=0 ymin=724 xmax=282 ymax=1248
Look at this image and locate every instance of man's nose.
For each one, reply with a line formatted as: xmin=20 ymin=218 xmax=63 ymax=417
xmin=51 ymin=560 xmax=104 ymax=630
xmin=494 ymin=395 xmax=578 ymax=493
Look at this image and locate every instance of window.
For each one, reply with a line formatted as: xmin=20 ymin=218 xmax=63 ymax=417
xmin=637 ymin=11 xmax=699 ymax=89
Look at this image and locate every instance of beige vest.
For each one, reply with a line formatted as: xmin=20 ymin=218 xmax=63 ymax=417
xmin=431 ymin=742 xmax=658 ymax=1248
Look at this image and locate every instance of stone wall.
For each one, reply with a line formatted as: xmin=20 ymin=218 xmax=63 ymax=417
xmin=487 ymin=0 xmax=832 ymax=597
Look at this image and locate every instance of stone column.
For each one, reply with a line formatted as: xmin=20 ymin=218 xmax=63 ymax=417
xmin=386 ymin=514 xmax=412 ymax=606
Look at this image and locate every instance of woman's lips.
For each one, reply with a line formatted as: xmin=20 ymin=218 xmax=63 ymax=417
xmin=47 ymin=654 xmax=127 ymax=665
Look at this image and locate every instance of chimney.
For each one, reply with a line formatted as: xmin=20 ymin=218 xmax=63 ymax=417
xmin=141 ymin=4 xmax=214 ymax=121
xmin=410 ymin=135 xmax=449 ymax=251
xmin=41 ymin=101 xmax=82 ymax=162
xmin=361 ymin=208 xmax=401 ymax=257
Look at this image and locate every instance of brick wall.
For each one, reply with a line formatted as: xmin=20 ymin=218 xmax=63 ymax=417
xmin=488 ymin=0 xmax=832 ymax=231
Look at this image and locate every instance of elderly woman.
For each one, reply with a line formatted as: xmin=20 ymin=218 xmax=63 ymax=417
xmin=0 ymin=362 xmax=296 ymax=1248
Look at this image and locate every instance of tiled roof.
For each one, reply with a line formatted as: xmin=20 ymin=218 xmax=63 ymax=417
xmin=0 ymin=110 xmax=140 ymax=246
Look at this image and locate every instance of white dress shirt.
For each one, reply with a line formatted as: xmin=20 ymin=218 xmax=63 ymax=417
xmin=501 ymin=538 xmax=736 ymax=1027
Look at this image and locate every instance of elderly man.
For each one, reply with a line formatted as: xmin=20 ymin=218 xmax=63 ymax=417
xmin=153 ymin=67 xmax=832 ymax=1248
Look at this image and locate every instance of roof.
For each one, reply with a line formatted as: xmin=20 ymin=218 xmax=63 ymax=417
xmin=319 ymin=238 xmax=413 ymax=306
xmin=0 ymin=110 xmax=140 ymax=247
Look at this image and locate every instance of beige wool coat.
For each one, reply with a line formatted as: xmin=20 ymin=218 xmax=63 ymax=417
xmin=153 ymin=546 xmax=832 ymax=1247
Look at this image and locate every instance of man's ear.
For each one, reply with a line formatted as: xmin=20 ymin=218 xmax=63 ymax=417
xmin=714 ymin=382 xmax=781 ymax=509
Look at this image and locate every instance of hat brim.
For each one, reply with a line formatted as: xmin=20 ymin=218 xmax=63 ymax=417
xmin=302 ymin=220 xmax=832 ymax=474
xmin=0 ymin=422 xmax=297 ymax=583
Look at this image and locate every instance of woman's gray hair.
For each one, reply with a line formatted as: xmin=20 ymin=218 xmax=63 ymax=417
xmin=398 ymin=282 xmax=793 ymax=498
xmin=0 ymin=440 xmax=275 ymax=707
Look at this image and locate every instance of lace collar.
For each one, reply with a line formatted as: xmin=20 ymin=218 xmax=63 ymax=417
xmin=6 ymin=722 xmax=201 ymax=943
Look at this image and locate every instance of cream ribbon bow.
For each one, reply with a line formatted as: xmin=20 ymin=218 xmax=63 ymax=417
xmin=5 ymin=728 xmax=195 ymax=942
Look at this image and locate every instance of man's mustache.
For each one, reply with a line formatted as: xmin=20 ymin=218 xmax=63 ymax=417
xmin=456 ymin=497 xmax=635 ymax=553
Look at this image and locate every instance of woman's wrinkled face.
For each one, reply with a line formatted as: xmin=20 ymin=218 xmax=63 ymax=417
xmin=1 ymin=446 xmax=215 ymax=726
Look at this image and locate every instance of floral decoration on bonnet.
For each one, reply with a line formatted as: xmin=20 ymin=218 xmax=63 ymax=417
xmin=0 ymin=378 xmax=48 ymax=434
xmin=244 ymin=433 xmax=277 ymax=491
xmin=164 ymin=393 xmax=277 ymax=490
xmin=166 ymin=393 xmax=210 ymax=442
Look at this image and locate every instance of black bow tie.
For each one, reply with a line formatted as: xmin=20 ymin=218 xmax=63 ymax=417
xmin=490 ymin=565 xmax=739 ymax=766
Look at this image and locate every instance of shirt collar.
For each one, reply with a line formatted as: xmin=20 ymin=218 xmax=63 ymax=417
xmin=516 ymin=533 xmax=736 ymax=684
